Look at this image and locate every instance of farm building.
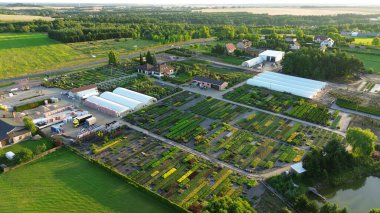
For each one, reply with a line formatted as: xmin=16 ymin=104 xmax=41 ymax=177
xmin=241 ymin=50 xmax=285 ymax=68
xmin=68 ymin=84 xmax=99 ymax=99
xmin=192 ymin=76 xmax=228 ymax=91
xmin=84 ymin=96 xmax=130 ymax=117
xmin=100 ymin=92 xmax=144 ymax=111
xmin=113 ymin=88 xmax=157 ymax=105
xmin=246 ymin=71 xmax=327 ymax=99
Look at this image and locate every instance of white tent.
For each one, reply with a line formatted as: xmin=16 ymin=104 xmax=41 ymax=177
xmin=100 ymin=92 xmax=144 ymax=111
xmin=241 ymin=57 xmax=264 ymax=68
xmin=246 ymin=71 xmax=327 ymax=99
xmin=113 ymin=88 xmax=157 ymax=105
xmin=5 ymin=151 xmax=15 ymax=160
xmin=84 ymin=96 xmax=130 ymax=117
xmin=291 ymin=162 xmax=306 ymax=174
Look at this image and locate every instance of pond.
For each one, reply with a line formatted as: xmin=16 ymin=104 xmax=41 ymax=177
xmin=314 ymin=176 xmax=380 ymax=212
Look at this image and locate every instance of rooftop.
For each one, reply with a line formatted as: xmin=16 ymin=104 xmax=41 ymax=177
xmin=193 ymin=76 xmax=226 ymax=86
xmin=70 ymin=84 xmax=97 ymax=93
xmin=291 ymin=162 xmax=306 ymax=174
xmin=0 ymin=119 xmax=16 ymax=140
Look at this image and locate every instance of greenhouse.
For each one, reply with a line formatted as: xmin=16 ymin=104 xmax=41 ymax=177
xmin=84 ymin=96 xmax=130 ymax=117
xmin=113 ymin=87 xmax=157 ymax=105
xmin=246 ymin=71 xmax=327 ymax=99
xmin=100 ymin=92 xmax=144 ymax=111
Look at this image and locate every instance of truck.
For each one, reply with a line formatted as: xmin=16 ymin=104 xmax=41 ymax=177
xmin=84 ymin=116 xmax=96 ymax=127
xmin=73 ymin=114 xmax=92 ymax=128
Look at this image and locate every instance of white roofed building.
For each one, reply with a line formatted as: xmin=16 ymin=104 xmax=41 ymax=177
xmin=100 ymin=92 xmax=144 ymax=111
xmin=113 ymin=88 xmax=157 ymax=106
xmin=84 ymin=96 xmax=130 ymax=117
xmin=242 ymin=50 xmax=285 ymax=68
xmin=246 ymin=71 xmax=327 ymax=99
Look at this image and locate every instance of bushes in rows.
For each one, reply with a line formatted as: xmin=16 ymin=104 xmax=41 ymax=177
xmin=336 ymin=98 xmax=380 ymax=116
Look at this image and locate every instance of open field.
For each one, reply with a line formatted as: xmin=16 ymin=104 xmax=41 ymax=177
xmin=0 ymin=33 xmax=90 ymax=79
xmin=67 ymin=38 xmax=159 ymax=59
xmin=351 ymin=38 xmax=374 ymax=45
xmin=343 ymin=48 xmax=380 ymax=73
xmin=0 ymin=14 xmax=53 ymax=22
xmin=195 ymin=7 xmax=380 ymax=16
xmin=0 ymin=148 xmax=177 ymax=212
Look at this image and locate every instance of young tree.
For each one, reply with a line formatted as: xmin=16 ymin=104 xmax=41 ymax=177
xmin=23 ymin=116 xmax=38 ymax=135
xmin=346 ymin=127 xmax=378 ymax=158
xmin=203 ymin=196 xmax=256 ymax=213
xmin=16 ymin=149 xmax=33 ymax=163
xmin=146 ymin=51 xmax=153 ymax=64
xmin=139 ymin=53 xmax=144 ymax=65
xmin=372 ymin=38 xmax=380 ymax=46
xmin=108 ymin=50 xmax=119 ymax=65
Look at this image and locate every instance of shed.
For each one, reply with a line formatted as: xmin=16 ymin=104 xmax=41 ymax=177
xmin=113 ymin=88 xmax=157 ymax=105
xmin=192 ymin=76 xmax=228 ymax=91
xmin=100 ymin=92 xmax=144 ymax=111
xmin=5 ymin=151 xmax=15 ymax=160
xmin=291 ymin=162 xmax=306 ymax=174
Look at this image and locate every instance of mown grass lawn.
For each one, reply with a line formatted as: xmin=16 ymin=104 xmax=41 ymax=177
xmin=0 ymin=148 xmax=178 ymax=213
xmin=0 ymin=33 xmax=90 ymax=79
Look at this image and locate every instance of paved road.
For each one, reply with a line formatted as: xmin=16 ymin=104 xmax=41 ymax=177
xmin=0 ymin=38 xmax=216 ymax=84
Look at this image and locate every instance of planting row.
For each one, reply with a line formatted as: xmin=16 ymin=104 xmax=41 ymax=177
xmin=92 ymin=132 xmax=258 ymax=211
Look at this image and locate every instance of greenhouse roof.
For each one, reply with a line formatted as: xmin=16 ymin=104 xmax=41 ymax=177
xmin=85 ymin=96 xmax=130 ymax=113
xmin=246 ymin=71 xmax=327 ymax=99
xmin=113 ymin=88 xmax=156 ymax=105
xmin=100 ymin=92 xmax=144 ymax=111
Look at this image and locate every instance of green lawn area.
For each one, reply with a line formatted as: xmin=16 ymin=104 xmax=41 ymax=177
xmin=67 ymin=38 xmax=159 ymax=58
xmin=343 ymin=48 xmax=380 ymax=73
xmin=0 ymin=138 xmax=54 ymax=166
xmin=0 ymin=33 xmax=91 ymax=79
xmin=0 ymin=148 xmax=178 ymax=212
xmin=217 ymin=55 xmax=246 ymax=65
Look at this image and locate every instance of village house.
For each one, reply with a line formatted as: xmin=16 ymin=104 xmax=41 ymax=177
xmin=314 ymin=35 xmax=328 ymax=43
xmin=0 ymin=120 xmax=31 ymax=148
xmin=320 ymin=38 xmax=334 ymax=48
xmin=137 ymin=63 xmax=175 ymax=78
xmin=192 ymin=76 xmax=228 ymax=91
xmin=284 ymin=36 xmax=301 ymax=50
xmin=225 ymin=43 xmax=236 ymax=54
xmin=236 ymin=39 xmax=252 ymax=51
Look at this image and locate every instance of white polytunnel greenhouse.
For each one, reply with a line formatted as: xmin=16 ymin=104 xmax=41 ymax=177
xmin=113 ymin=87 xmax=157 ymax=105
xmin=100 ymin=92 xmax=144 ymax=111
xmin=84 ymin=96 xmax=130 ymax=117
xmin=246 ymin=71 xmax=327 ymax=99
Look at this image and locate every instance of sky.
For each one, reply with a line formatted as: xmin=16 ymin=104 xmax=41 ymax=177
xmin=1 ymin=0 xmax=380 ymax=6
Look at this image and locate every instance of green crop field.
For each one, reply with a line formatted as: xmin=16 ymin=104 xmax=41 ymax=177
xmin=344 ymin=48 xmax=380 ymax=73
xmin=67 ymin=38 xmax=159 ymax=58
xmin=0 ymin=33 xmax=90 ymax=79
xmin=351 ymin=37 xmax=374 ymax=45
xmin=0 ymin=148 xmax=177 ymax=212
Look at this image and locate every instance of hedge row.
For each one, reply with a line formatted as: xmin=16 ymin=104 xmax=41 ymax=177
xmin=14 ymin=99 xmax=52 ymax=112
xmin=336 ymin=98 xmax=380 ymax=116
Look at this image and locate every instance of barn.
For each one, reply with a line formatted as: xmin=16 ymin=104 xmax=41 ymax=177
xmin=242 ymin=50 xmax=285 ymax=68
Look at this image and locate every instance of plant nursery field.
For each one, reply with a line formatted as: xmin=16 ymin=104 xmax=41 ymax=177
xmin=0 ymin=33 xmax=89 ymax=79
xmin=126 ymin=91 xmax=344 ymax=172
xmin=82 ymin=131 xmax=259 ymax=211
xmin=0 ymin=148 xmax=177 ymax=212
xmin=224 ymin=85 xmax=339 ymax=126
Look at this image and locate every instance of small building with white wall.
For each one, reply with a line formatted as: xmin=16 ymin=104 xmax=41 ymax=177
xmin=69 ymin=84 xmax=99 ymax=99
xmin=242 ymin=50 xmax=285 ymax=68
